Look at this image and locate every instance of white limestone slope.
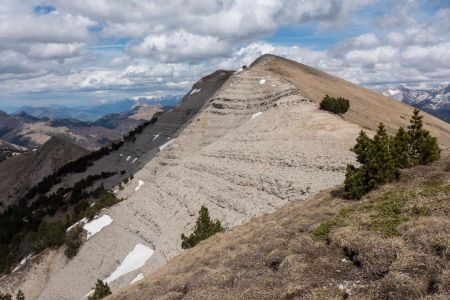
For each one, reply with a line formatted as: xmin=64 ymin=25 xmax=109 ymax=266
xmin=3 ymin=68 xmax=364 ymax=300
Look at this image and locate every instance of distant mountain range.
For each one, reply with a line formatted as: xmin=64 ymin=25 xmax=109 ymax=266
xmin=0 ymin=105 xmax=163 ymax=155
xmin=8 ymin=95 xmax=181 ymax=121
xmin=382 ymin=84 xmax=450 ymax=123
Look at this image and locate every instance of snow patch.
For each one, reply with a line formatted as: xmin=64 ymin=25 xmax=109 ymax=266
xmin=12 ymin=255 xmax=32 ymax=273
xmin=126 ymin=156 xmax=131 ymax=161
xmin=129 ymin=273 xmax=145 ymax=285
xmin=104 ymin=244 xmax=154 ymax=284
xmin=189 ymin=88 xmax=201 ymax=95
xmin=83 ymin=215 xmax=113 ymax=239
xmin=259 ymin=79 xmax=266 ymax=85
xmin=152 ymin=133 xmax=161 ymax=141
xmin=159 ymin=139 xmax=175 ymax=151
xmin=82 ymin=289 xmax=94 ymax=299
xmin=251 ymin=112 xmax=263 ymax=119
xmin=32 ymin=149 xmax=38 ymax=152
xmin=66 ymin=217 xmax=88 ymax=232
xmin=119 ymin=154 xmax=123 ymax=157
xmin=132 ymin=157 xmax=138 ymax=164
xmin=135 ymin=180 xmax=144 ymax=191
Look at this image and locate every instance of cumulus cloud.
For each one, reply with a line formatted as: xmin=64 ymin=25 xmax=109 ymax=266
xmin=0 ymin=0 xmax=449 ymax=106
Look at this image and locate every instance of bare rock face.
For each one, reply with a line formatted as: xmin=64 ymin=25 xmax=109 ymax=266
xmin=3 ymin=66 xmax=363 ymax=299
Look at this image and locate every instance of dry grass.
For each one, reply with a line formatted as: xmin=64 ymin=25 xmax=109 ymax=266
xmin=109 ymin=158 xmax=450 ymax=300
xmin=250 ymin=54 xmax=450 ymax=150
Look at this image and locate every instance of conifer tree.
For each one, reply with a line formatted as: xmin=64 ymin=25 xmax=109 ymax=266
xmin=344 ymin=124 xmax=398 ymax=199
xmin=406 ymin=109 xmax=440 ymax=164
xmin=181 ymin=206 xmax=224 ymax=249
xmin=15 ymin=290 xmax=24 ymax=300
xmin=391 ymin=127 xmax=411 ymax=168
xmin=88 ymin=280 xmax=111 ymax=300
xmin=0 ymin=292 xmax=12 ymax=300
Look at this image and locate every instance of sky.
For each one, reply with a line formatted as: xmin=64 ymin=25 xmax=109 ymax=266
xmin=0 ymin=0 xmax=449 ymax=109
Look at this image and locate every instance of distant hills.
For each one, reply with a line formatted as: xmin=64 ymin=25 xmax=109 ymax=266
xmin=382 ymin=84 xmax=450 ymax=123
xmin=0 ymin=105 xmax=164 ymax=153
xmin=11 ymin=95 xmax=181 ymax=121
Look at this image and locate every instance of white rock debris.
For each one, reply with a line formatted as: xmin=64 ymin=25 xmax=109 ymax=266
xmin=259 ymin=79 xmax=266 ymax=85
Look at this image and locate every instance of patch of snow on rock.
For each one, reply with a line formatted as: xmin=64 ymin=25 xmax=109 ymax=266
xmin=259 ymin=79 xmax=266 ymax=85
xmin=159 ymin=139 xmax=175 ymax=151
xmin=104 ymin=244 xmax=154 ymax=284
xmin=82 ymin=289 xmax=94 ymax=299
xmin=126 ymin=156 xmax=131 ymax=161
xmin=135 ymin=180 xmax=144 ymax=191
xmin=83 ymin=215 xmax=113 ymax=239
xmin=132 ymin=157 xmax=138 ymax=164
xmin=189 ymin=88 xmax=201 ymax=95
xmin=129 ymin=273 xmax=145 ymax=285
xmin=251 ymin=112 xmax=263 ymax=119
xmin=152 ymin=133 xmax=161 ymax=141
xmin=66 ymin=217 xmax=88 ymax=232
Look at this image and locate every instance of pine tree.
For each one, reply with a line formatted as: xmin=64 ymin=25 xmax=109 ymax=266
xmin=344 ymin=124 xmax=398 ymax=199
xmin=392 ymin=127 xmax=411 ymax=168
xmin=367 ymin=123 xmax=398 ymax=189
xmin=88 ymin=280 xmax=111 ymax=300
xmin=181 ymin=206 xmax=224 ymax=249
xmin=352 ymin=131 xmax=373 ymax=165
xmin=0 ymin=292 xmax=12 ymax=300
xmin=15 ymin=290 xmax=24 ymax=300
xmin=407 ymin=109 xmax=440 ymax=165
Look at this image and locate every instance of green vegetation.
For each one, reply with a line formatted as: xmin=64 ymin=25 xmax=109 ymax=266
xmin=88 ymin=280 xmax=111 ymax=300
xmin=181 ymin=206 xmax=224 ymax=249
xmin=0 ymin=187 xmax=122 ymax=275
xmin=319 ymin=95 xmax=350 ymax=114
xmin=0 ymin=292 xmax=11 ymax=300
xmin=314 ymin=175 xmax=449 ymax=238
xmin=64 ymin=225 xmax=83 ymax=258
xmin=15 ymin=291 xmax=24 ymax=300
xmin=31 ymin=220 xmax=66 ymax=252
xmin=0 ymin=290 xmax=25 ymax=300
xmin=344 ymin=109 xmax=440 ymax=199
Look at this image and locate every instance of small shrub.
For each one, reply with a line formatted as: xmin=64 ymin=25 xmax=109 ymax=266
xmin=15 ymin=290 xmax=25 ymax=300
xmin=88 ymin=279 xmax=111 ymax=300
xmin=65 ymin=225 xmax=83 ymax=258
xmin=320 ymin=95 xmax=350 ymax=114
xmin=312 ymin=220 xmax=336 ymax=237
xmin=0 ymin=292 xmax=12 ymax=300
xmin=181 ymin=206 xmax=224 ymax=249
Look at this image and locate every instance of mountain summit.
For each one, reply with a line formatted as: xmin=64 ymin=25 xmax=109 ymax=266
xmin=1 ymin=55 xmax=450 ymax=300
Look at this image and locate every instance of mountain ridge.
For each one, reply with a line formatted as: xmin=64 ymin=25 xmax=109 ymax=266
xmin=1 ymin=55 xmax=450 ymax=299
xmin=382 ymin=84 xmax=450 ymax=123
